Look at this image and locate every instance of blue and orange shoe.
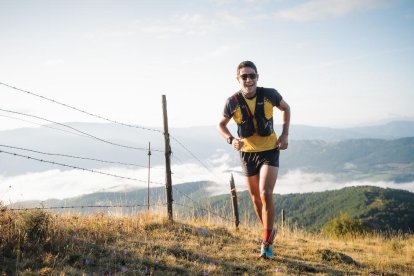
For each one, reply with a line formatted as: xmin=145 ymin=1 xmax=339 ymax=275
xmin=260 ymin=242 xmax=273 ymax=259
xmin=259 ymin=229 xmax=276 ymax=259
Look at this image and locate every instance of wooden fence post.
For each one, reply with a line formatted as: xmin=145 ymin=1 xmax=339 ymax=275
xmin=162 ymin=95 xmax=173 ymax=222
xmin=229 ymin=173 xmax=240 ymax=228
xmin=147 ymin=142 xmax=151 ymax=211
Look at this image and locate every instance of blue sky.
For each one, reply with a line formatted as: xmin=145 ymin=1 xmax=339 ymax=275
xmin=1 ymin=0 xmax=413 ymax=130
xmin=1 ymin=0 xmax=414 ymax=202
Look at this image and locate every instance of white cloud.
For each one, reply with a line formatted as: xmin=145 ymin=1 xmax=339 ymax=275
xmin=140 ymin=13 xmax=218 ymax=38
xmin=0 ymin=161 xmax=238 ymax=203
xmin=83 ymin=29 xmax=137 ymax=41
xmin=276 ymin=169 xmax=414 ymax=194
xmin=139 ymin=10 xmax=251 ymax=39
xmin=276 ymin=0 xmax=393 ymax=22
xmin=208 ymin=150 xmax=233 ymax=167
xmin=0 ymin=168 xmax=154 ymax=204
xmin=180 ymin=45 xmax=232 ymax=65
xmin=1 ymin=162 xmax=413 ymax=204
xmin=215 ymin=11 xmax=246 ymax=25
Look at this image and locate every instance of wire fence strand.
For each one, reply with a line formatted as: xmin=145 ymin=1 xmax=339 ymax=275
xmin=0 ymin=108 xmax=163 ymax=152
xmin=0 ymin=149 xmax=164 ymax=185
xmin=0 ymin=81 xmax=163 ymax=134
xmin=8 ymin=202 xmax=168 ymax=211
xmin=173 ymin=202 xmax=234 ymax=223
xmin=1 ymin=81 xmax=227 ymax=187
xmin=0 ymin=114 xmax=90 ymax=138
xmin=0 ymin=144 xmax=147 ymax=168
xmin=0 ymin=81 xmax=240 ymax=223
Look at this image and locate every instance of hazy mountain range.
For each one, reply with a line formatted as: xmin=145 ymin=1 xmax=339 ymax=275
xmin=0 ymin=120 xmax=413 ymax=183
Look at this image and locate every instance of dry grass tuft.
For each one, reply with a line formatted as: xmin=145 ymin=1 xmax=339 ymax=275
xmin=0 ymin=205 xmax=413 ymax=275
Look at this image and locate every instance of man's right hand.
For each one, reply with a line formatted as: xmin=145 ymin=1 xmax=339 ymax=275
xmin=232 ymin=138 xmax=244 ymax=151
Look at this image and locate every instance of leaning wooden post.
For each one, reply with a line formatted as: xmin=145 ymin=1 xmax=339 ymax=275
xmin=147 ymin=142 xmax=151 ymax=211
xmin=162 ymin=95 xmax=173 ymax=222
xmin=229 ymin=173 xmax=240 ymax=228
xmin=281 ymin=209 xmax=285 ymax=234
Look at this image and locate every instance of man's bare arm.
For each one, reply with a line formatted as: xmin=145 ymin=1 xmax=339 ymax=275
xmin=217 ymin=116 xmax=232 ymax=139
xmin=217 ymin=116 xmax=243 ymax=150
xmin=276 ymin=99 xmax=290 ymax=150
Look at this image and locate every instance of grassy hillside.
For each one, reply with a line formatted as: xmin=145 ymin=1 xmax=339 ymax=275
xmin=1 ymin=207 xmax=413 ymax=275
xmin=208 ymin=186 xmax=414 ymax=233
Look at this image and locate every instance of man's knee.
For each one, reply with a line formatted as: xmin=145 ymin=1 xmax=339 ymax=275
xmin=260 ymin=190 xmax=273 ymax=202
xmin=250 ymin=193 xmax=261 ymax=204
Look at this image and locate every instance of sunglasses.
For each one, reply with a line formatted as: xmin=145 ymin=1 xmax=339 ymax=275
xmin=240 ymin=73 xmax=257 ymax=80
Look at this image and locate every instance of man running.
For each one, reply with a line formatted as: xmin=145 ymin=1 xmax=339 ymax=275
xmin=217 ymin=61 xmax=291 ymax=258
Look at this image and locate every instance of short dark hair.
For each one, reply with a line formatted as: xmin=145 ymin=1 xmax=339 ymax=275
xmin=237 ymin=61 xmax=257 ymax=75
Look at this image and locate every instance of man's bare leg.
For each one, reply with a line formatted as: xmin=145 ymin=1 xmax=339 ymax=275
xmin=259 ymin=165 xmax=278 ymax=234
xmin=245 ymin=174 xmax=263 ymax=224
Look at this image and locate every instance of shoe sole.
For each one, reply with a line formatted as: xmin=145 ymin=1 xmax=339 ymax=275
xmin=259 ymin=253 xmax=268 ymax=259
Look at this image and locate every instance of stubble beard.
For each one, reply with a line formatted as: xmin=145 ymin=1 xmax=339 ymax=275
xmin=242 ymin=83 xmax=257 ymax=97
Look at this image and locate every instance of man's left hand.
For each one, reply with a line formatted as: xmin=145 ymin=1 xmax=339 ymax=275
xmin=276 ymin=133 xmax=289 ymax=150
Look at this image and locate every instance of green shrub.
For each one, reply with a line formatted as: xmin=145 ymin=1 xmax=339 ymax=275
xmin=323 ymin=212 xmax=364 ymax=238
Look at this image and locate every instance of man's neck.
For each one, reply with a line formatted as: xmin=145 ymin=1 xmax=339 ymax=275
xmin=242 ymin=90 xmax=257 ymax=99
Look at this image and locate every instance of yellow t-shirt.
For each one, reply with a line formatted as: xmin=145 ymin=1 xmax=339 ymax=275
xmin=223 ymin=87 xmax=283 ymax=152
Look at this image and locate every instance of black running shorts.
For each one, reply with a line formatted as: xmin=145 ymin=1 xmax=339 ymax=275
xmin=240 ymin=148 xmax=280 ymax=177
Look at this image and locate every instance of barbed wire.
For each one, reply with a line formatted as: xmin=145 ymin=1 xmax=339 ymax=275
xmin=171 ymin=186 xmax=235 ymax=224
xmin=7 ymin=202 xmax=168 ymax=211
xmin=173 ymin=202 xmax=234 ymax=223
xmin=0 ymin=144 xmax=147 ymax=168
xmin=0 ymin=81 xmax=227 ymax=187
xmin=172 ymin=186 xmax=201 ymax=207
xmin=1 ymin=82 xmax=234 ymax=219
xmin=0 ymin=108 xmax=163 ymax=152
xmin=0 ymin=114 xmax=89 ymax=138
xmin=0 ymin=81 xmax=163 ymax=134
xmin=172 ymin=185 xmax=233 ymax=220
xmin=4 ymin=200 xmax=235 ymax=223
xmin=169 ymin=136 xmax=227 ymax=184
xmin=0 ymin=149 xmax=164 ymax=185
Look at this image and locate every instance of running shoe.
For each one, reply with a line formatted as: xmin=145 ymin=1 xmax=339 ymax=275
xmin=259 ymin=242 xmax=273 ymax=259
xmin=260 ymin=228 xmax=276 ymax=258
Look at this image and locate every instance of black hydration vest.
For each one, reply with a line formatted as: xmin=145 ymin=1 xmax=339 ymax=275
xmin=234 ymin=88 xmax=274 ymax=138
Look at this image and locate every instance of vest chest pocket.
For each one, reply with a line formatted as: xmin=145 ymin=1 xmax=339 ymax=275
xmin=256 ymin=117 xmax=273 ymax=136
xmin=237 ymin=118 xmax=255 ymax=138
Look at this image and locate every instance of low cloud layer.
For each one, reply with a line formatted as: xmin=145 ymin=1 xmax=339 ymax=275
xmin=1 ymin=159 xmax=414 ymax=204
xmin=276 ymin=0 xmax=392 ymax=22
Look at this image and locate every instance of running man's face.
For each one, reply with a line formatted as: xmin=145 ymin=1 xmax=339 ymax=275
xmin=237 ymin=66 xmax=259 ymax=96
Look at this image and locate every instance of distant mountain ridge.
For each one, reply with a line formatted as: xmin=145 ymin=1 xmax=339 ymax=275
xmin=281 ymin=137 xmax=414 ymax=182
xmin=207 ymin=185 xmax=414 ymax=233
xmin=0 ymin=120 xmax=413 ymax=179
xmin=290 ymin=120 xmax=414 ymax=141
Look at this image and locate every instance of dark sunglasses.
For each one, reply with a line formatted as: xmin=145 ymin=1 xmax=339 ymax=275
xmin=240 ymin=73 xmax=257 ymax=80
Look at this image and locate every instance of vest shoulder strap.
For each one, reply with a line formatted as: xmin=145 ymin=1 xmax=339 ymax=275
xmin=234 ymin=92 xmax=253 ymax=119
xmin=254 ymin=87 xmax=265 ymax=117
